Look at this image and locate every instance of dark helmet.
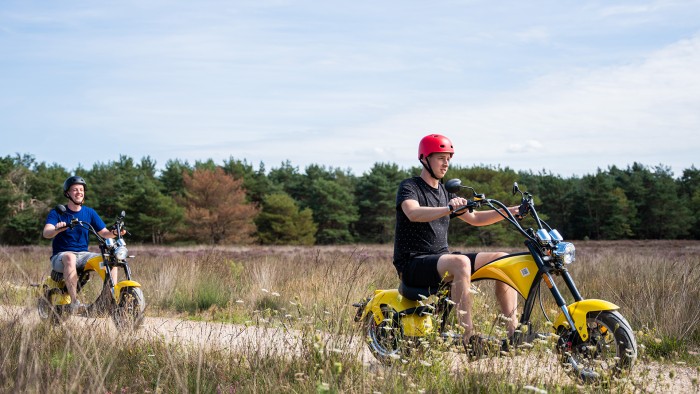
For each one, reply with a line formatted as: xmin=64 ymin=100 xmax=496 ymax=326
xmin=418 ymin=134 xmax=454 ymax=160
xmin=63 ymin=176 xmax=87 ymax=193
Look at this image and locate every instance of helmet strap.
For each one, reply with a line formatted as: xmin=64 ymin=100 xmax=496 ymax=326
xmin=65 ymin=192 xmax=84 ymax=206
xmin=420 ymin=157 xmax=441 ymax=181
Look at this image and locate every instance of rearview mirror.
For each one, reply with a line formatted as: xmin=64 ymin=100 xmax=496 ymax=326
xmin=445 ymin=179 xmax=463 ymax=193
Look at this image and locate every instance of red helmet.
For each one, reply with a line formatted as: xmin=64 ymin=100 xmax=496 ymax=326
xmin=418 ymin=134 xmax=454 ymax=160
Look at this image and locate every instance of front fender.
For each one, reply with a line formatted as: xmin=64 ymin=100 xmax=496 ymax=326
xmin=114 ymin=280 xmax=141 ymax=301
xmin=553 ymin=299 xmax=619 ymax=341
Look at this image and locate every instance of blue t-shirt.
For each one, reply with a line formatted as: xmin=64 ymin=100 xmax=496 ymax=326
xmin=45 ymin=206 xmax=107 ymax=257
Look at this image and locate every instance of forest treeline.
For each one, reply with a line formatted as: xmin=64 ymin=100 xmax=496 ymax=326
xmin=1 ymin=153 xmax=698 ymax=246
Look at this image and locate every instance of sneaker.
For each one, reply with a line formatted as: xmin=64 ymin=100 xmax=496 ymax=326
xmin=464 ymin=335 xmax=491 ymax=359
xmin=500 ymin=337 xmax=512 ymax=354
xmin=68 ymin=300 xmax=87 ymax=315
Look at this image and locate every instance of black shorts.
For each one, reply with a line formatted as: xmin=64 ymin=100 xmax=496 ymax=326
xmin=400 ymin=252 xmax=478 ymax=288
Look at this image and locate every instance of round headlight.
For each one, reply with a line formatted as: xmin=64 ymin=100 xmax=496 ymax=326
xmin=115 ymin=246 xmax=129 ymax=261
xmin=553 ymin=242 xmax=576 ymax=264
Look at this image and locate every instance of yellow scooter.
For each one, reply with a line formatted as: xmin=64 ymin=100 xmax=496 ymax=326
xmin=354 ymin=180 xmax=637 ymax=382
xmin=36 ymin=205 xmax=145 ymax=330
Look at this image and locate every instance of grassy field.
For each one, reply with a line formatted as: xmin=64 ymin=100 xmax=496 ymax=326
xmin=1 ymin=241 xmax=699 ymax=392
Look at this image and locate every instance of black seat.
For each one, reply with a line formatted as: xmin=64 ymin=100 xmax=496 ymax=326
xmin=50 ymin=270 xmax=64 ymax=282
xmin=50 ymin=268 xmax=88 ymax=283
xmin=398 ymin=282 xmax=445 ymax=301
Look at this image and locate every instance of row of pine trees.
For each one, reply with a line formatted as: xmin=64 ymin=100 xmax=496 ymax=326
xmin=1 ymin=154 xmax=698 ymax=246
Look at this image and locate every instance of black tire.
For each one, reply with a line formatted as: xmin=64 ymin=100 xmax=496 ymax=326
xmin=364 ymin=306 xmax=405 ymax=364
xmin=37 ymin=289 xmax=69 ymax=325
xmin=558 ymin=310 xmax=637 ymax=383
xmin=111 ymin=287 xmax=145 ymax=330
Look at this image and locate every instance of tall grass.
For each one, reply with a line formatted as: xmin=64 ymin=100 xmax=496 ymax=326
xmin=1 ymin=241 xmax=699 ymax=392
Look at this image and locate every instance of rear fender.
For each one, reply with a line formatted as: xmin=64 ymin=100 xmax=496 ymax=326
xmin=41 ymin=276 xmax=64 ymax=290
xmin=38 ymin=278 xmax=70 ymax=305
xmin=553 ymin=299 xmax=619 ymax=341
xmin=360 ymin=289 xmax=433 ymax=336
xmin=52 ymin=292 xmax=71 ymax=305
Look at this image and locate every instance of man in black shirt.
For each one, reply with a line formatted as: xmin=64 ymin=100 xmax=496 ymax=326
xmin=393 ymin=134 xmax=519 ymax=349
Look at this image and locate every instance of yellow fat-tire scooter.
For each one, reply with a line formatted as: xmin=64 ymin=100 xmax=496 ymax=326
xmin=36 ymin=205 xmax=145 ymax=330
xmin=354 ymin=180 xmax=637 ymax=383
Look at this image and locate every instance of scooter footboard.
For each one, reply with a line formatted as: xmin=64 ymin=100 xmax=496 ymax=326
xmin=553 ymin=299 xmax=619 ymax=341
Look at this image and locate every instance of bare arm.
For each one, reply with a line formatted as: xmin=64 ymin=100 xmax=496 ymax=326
xmin=42 ymin=222 xmax=67 ymax=239
xmin=458 ymin=205 xmax=520 ymax=226
xmin=401 ymin=196 xmax=470 ymax=222
xmin=98 ymin=227 xmax=125 ymax=239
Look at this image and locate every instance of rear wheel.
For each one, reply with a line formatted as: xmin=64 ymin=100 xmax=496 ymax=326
xmin=364 ymin=306 xmax=406 ymax=364
xmin=558 ymin=311 xmax=637 ymax=383
xmin=111 ymin=287 xmax=145 ymax=330
xmin=37 ymin=288 xmax=69 ymax=325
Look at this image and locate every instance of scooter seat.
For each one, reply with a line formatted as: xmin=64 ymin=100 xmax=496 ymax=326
xmin=50 ymin=268 xmax=87 ymax=282
xmin=398 ymin=282 xmax=443 ymax=301
xmin=50 ymin=270 xmax=64 ymax=282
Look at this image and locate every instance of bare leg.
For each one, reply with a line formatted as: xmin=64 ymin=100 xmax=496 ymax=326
xmin=61 ymin=253 xmax=79 ymax=303
xmin=437 ymin=254 xmax=473 ymax=340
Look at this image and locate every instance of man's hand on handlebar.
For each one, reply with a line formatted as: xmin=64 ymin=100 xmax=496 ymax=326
xmin=515 ymin=203 xmax=529 ymax=220
xmin=448 ymin=196 xmax=470 ymax=215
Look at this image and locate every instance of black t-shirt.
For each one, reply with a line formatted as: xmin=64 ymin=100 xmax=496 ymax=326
xmin=393 ymin=176 xmax=456 ymax=272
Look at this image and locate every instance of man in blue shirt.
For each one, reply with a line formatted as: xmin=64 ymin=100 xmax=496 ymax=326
xmin=43 ymin=176 xmax=120 ymax=313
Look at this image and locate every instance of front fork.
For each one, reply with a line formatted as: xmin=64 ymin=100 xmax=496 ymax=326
xmin=517 ymin=269 xmax=619 ymax=345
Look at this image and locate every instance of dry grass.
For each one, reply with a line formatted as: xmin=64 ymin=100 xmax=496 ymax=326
xmin=1 ymin=241 xmax=699 ymax=392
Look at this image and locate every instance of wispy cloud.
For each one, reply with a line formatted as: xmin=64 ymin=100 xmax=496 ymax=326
xmin=1 ymin=1 xmax=698 ymax=177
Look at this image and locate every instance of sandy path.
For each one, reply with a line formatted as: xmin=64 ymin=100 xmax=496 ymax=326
xmin=2 ymin=305 xmax=697 ymax=392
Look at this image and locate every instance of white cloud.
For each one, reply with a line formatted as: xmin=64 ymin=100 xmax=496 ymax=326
xmin=507 ymin=140 xmax=544 ymax=153
xmin=340 ymin=32 xmax=700 ymax=176
xmin=1 ymin=1 xmax=699 ymax=178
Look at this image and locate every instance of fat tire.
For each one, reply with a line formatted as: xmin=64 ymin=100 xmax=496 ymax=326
xmin=364 ymin=306 xmax=406 ymax=364
xmin=37 ymin=288 xmax=68 ymax=325
xmin=559 ymin=310 xmax=637 ymax=383
xmin=111 ymin=287 xmax=145 ymax=330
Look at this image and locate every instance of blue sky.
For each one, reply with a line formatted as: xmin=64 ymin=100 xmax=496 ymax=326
xmin=1 ymin=1 xmax=699 ymax=178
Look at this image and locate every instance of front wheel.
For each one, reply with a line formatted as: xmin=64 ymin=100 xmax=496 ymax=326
xmin=558 ymin=310 xmax=637 ymax=383
xmin=111 ymin=287 xmax=145 ymax=330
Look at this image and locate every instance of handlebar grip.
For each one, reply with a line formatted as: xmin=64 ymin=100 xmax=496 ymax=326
xmin=452 ymin=201 xmax=478 ymax=215
xmin=516 ymin=202 xmax=529 ymax=220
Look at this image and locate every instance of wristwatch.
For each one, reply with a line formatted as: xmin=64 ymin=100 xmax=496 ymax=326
xmin=448 ymin=204 xmax=454 ymax=212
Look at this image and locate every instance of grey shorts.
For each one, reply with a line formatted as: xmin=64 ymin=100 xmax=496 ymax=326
xmin=50 ymin=251 xmax=100 ymax=273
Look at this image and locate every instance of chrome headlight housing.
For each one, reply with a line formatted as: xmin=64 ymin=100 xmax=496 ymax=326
xmin=535 ymin=229 xmax=552 ymax=245
xmin=549 ymin=229 xmax=563 ymax=242
xmin=553 ymin=242 xmax=576 ymax=264
xmin=115 ymin=246 xmax=129 ymax=261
